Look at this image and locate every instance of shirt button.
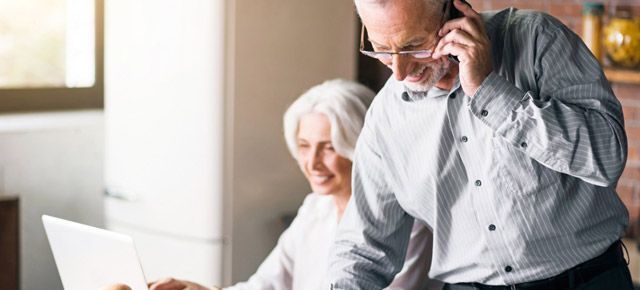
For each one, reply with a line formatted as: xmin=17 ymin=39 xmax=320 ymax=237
xmin=475 ymin=180 xmax=482 ymax=187
xmin=488 ymin=224 xmax=496 ymax=231
xmin=521 ymin=142 xmax=528 ymax=148
xmin=505 ymin=266 xmax=513 ymax=273
xmin=481 ymin=110 xmax=489 ymax=117
xmin=461 ymin=136 xmax=468 ymax=142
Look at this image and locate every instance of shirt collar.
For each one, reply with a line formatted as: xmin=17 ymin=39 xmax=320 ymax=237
xmin=398 ymin=75 xmax=462 ymax=102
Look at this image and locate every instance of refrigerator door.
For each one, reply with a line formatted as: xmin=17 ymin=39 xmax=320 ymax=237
xmin=104 ymin=0 xmax=227 ymax=285
xmin=104 ymin=0 xmax=226 ymax=240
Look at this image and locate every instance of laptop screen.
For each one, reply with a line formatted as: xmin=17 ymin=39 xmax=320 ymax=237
xmin=42 ymin=215 xmax=149 ymax=290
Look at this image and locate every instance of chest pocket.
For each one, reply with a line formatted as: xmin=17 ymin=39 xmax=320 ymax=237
xmin=490 ymin=136 xmax=561 ymax=200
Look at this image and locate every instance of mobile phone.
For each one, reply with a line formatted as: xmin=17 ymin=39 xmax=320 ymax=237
xmin=446 ymin=0 xmax=470 ymax=63
xmin=449 ymin=0 xmax=466 ymax=19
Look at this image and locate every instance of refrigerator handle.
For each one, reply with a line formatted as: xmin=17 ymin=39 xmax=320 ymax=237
xmin=104 ymin=188 xmax=138 ymax=202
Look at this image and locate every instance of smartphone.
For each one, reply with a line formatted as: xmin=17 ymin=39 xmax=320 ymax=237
xmin=446 ymin=0 xmax=469 ymax=63
xmin=449 ymin=0 xmax=466 ymax=19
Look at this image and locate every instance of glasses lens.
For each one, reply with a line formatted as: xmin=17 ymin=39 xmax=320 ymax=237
xmin=375 ymin=53 xmax=392 ymax=61
xmin=361 ymin=50 xmax=391 ymax=61
xmin=410 ymin=50 xmax=433 ymax=59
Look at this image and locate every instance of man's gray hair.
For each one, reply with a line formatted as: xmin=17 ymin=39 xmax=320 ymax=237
xmin=354 ymin=0 xmax=446 ymax=15
xmin=283 ymin=79 xmax=375 ymax=161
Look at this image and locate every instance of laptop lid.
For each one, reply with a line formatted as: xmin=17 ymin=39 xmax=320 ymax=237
xmin=42 ymin=215 xmax=149 ymax=290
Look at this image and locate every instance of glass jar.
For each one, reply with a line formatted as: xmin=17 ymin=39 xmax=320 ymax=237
xmin=582 ymin=2 xmax=605 ymax=62
xmin=603 ymin=6 xmax=640 ymax=68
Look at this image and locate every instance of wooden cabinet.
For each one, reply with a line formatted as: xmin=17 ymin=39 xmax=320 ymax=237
xmin=604 ymin=67 xmax=640 ymax=85
xmin=0 ymin=196 xmax=19 ymax=290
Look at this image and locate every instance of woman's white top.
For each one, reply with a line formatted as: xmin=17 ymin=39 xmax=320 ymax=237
xmin=225 ymin=193 xmax=442 ymax=290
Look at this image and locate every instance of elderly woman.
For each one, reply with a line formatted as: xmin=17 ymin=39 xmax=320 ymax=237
xmin=149 ymin=79 xmax=441 ymax=290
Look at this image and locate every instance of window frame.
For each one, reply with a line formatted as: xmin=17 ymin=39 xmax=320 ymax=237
xmin=0 ymin=0 xmax=104 ymax=113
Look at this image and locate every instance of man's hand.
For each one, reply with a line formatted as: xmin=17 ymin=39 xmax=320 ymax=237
xmin=432 ymin=0 xmax=493 ymax=97
xmin=148 ymin=277 xmax=216 ymax=290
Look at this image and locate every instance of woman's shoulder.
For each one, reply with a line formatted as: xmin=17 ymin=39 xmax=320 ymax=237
xmin=296 ymin=192 xmax=336 ymax=220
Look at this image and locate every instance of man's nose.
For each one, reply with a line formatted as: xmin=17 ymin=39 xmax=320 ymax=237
xmin=390 ymin=54 xmax=411 ymax=81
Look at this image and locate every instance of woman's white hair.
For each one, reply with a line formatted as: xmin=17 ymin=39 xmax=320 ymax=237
xmin=283 ymin=79 xmax=375 ymax=161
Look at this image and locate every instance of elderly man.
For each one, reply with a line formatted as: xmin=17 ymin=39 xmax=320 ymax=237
xmin=327 ymin=0 xmax=632 ymax=289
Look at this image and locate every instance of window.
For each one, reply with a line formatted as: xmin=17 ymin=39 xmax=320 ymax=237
xmin=0 ymin=0 xmax=103 ymax=112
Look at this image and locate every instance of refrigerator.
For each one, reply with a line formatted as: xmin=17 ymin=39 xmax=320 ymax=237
xmin=104 ymin=0 xmax=226 ymax=286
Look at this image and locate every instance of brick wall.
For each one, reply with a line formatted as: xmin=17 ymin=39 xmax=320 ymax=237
xmin=475 ymin=0 xmax=640 ymax=33
xmin=471 ymin=0 xmax=640 ymax=235
xmin=618 ymin=82 xmax=640 ymax=237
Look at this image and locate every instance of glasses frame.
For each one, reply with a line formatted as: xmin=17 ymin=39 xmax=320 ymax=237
xmin=359 ymin=0 xmax=451 ymax=63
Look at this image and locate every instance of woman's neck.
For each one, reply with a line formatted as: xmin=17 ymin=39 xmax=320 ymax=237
xmin=333 ymin=189 xmax=351 ymax=222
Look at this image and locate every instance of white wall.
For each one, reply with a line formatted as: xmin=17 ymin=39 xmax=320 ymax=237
xmin=227 ymin=0 xmax=358 ymax=283
xmin=0 ymin=110 xmax=104 ymax=290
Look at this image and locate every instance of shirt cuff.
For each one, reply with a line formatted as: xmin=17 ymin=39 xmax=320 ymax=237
xmin=468 ymin=71 xmax=528 ymax=136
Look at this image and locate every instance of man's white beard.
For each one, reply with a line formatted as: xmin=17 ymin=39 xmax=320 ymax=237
xmin=403 ymin=59 xmax=450 ymax=98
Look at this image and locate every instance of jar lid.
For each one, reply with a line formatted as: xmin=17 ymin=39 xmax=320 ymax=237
xmin=583 ymin=2 xmax=605 ymax=14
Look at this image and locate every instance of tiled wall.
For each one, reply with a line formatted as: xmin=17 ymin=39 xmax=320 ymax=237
xmin=473 ymin=0 xmax=640 ymax=235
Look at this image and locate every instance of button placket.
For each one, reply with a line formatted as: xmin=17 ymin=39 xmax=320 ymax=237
xmin=464 ymin=95 xmax=520 ymax=284
xmin=451 ymin=88 xmax=515 ymax=281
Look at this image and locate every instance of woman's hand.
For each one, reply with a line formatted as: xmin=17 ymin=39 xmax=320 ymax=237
xmin=149 ymin=277 xmax=218 ymax=290
xmin=99 ymin=284 xmax=132 ymax=290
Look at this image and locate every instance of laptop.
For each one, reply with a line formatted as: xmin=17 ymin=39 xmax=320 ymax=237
xmin=42 ymin=215 xmax=149 ymax=290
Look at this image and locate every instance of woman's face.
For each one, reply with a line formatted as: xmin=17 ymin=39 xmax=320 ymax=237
xmin=296 ymin=112 xmax=353 ymax=196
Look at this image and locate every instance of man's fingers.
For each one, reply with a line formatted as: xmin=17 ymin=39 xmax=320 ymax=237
xmin=439 ymin=17 xmax=482 ymax=40
xmin=433 ymin=28 xmax=476 ymax=60
xmin=454 ymin=0 xmax=479 ymax=19
xmin=440 ymin=28 xmax=476 ymax=48
xmin=433 ymin=42 xmax=468 ymax=63
xmin=440 ymin=0 xmax=485 ymax=36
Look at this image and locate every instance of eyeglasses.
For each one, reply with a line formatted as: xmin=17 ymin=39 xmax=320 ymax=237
xmin=359 ymin=1 xmax=450 ymax=63
xmin=359 ymin=25 xmax=439 ymax=62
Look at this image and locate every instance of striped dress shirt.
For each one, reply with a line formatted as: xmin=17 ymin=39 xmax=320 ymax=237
xmin=328 ymin=7 xmax=629 ymax=289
